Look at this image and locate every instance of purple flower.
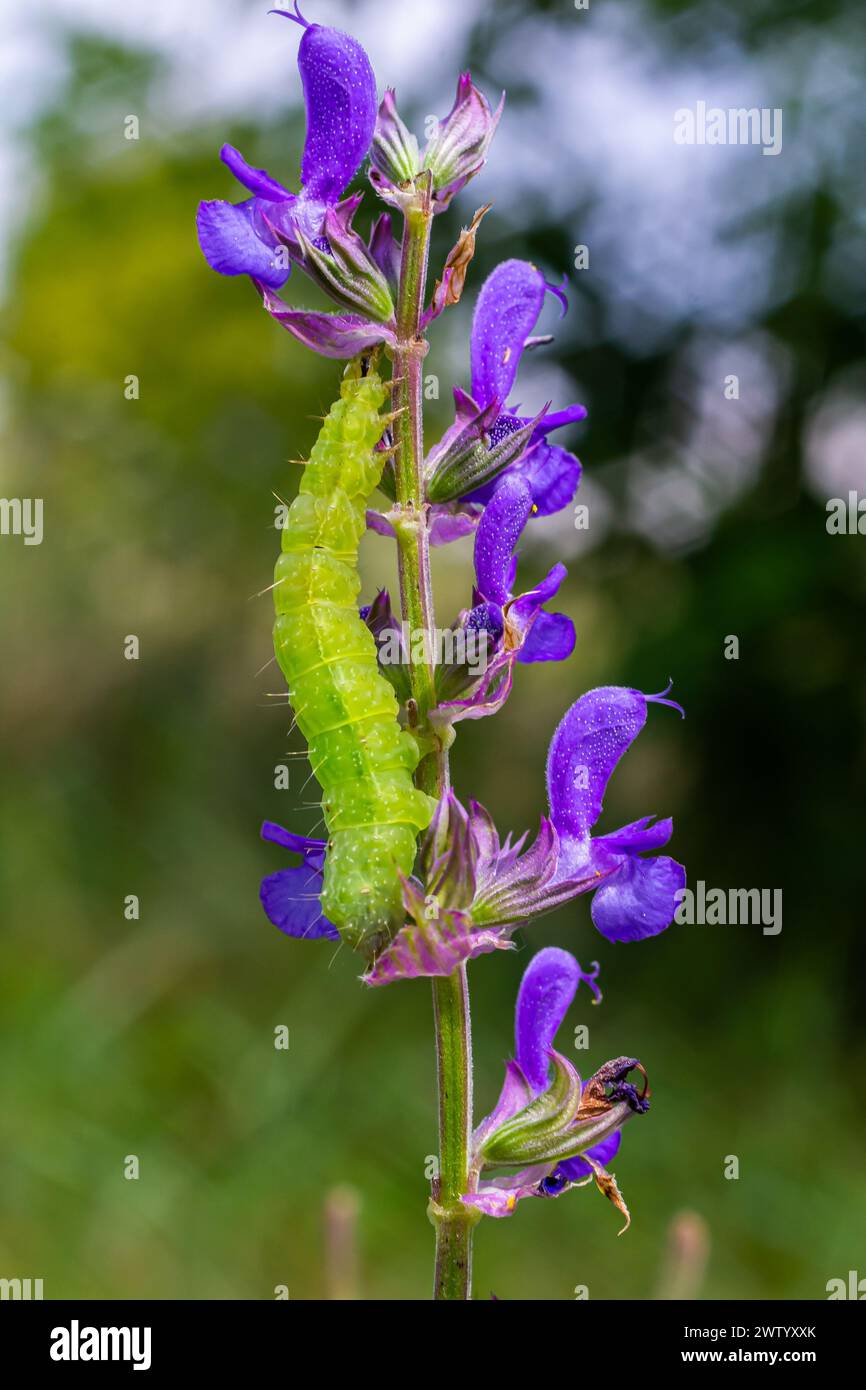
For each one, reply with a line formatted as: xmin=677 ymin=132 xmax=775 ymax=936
xmin=196 ymin=8 xmax=377 ymax=290
xmin=433 ymin=475 xmax=575 ymax=723
xmin=424 ymin=260 xmax=586 ymax=523
xmin=259 ymin=821 xmax=338 ymax=941
xmin=547 ymin=684 xmax=687 ymax=943
xmin=365 ymin=687 xmax=684 ymax=982
xmin=463 ymin=948 xmax=649 ymax=1222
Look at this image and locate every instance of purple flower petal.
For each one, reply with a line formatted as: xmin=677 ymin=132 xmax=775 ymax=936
xmin=294 ymin=19 xmax=378 ymax=205
xmin=261 ymin=191 xmax=329 ymax=249
xmin=546 ymin=686 xmax=650 ymax=843
xmin=261 ymin=820 xmax=325 ymax=856
xmin=517 ymin=609 xmax=576 ymax=664
xmin=367 ymin=211 xmax=401 ymax=292
xmin=590 ymin=853 xmax=686 ymax=943
xmin=260 ymin=866 xmax=338 ymax=940
xmin=365 ymin=508 xmax=395 ymax=539
xmin=196 ymin=198 xmax=289 ymax=287
xmin=546 ymin=688 xmax=684 ymax=943
xmin=470 ymin=260 xmax=549 ymax=407
xmin=515 ymin=440 xmax=582 ymax=516
xmin=461 ymin=1168 xmax=550 ymax=1218
xmin=517 ymin=560 xmax=567 ymax=608
xmin=595 ymin=815 xmax=674 ymax=855
xmin=429 ymin=507 xmax=481 ymax=545
xmin=473 ymin=474 xmax=533 ymax=603
xmin=535 ymin=402 xmax=588 ymax=433
xmin=515 ymin=947 xmax=587 ymax=1095
xmin=558 ymin=1129 xmax=622 ymax=1182
xmin=220 ymin=143 xmax=293 ymax=201
xmin=505 ymin=560 xmax=567 ymax=640
xmin=463 ymin=434 xmax=584 ymax=517
xmin=259 ymin=820 xmax=337 ymax=941
xmin=505 ymin=561 xmax=574 ymax=665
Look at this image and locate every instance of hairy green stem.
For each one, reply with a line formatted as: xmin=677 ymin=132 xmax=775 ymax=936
xmin=391 ymin=200 xmax=476 ymax=1300
xmin=431 ymin=968 xmax=478 ymax=1299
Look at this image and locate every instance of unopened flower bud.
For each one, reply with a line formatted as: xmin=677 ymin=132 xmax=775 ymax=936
xmin=422 ymin=73 xmax=504 ymax=210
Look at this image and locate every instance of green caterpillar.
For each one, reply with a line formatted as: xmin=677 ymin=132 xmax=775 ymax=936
xmin=273 ymin=360 xmax=435 ymax=958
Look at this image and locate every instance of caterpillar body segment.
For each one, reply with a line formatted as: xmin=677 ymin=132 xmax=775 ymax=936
xmin=273 ymin=361 xmax=434 ymax=956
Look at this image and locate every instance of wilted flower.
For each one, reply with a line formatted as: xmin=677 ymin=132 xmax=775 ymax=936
xmin=463 ymin=947 xmax=649 ymax=1224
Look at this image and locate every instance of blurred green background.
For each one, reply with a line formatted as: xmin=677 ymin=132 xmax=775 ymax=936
xmin=1 ymin=0 xmax=864 ymax=1300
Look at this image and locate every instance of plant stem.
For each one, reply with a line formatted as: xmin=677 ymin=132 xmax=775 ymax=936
xmin=431 ymin=967 xmax=477 ymax=1300
xmin=390 ymin=198 xmax=476 ymax=1300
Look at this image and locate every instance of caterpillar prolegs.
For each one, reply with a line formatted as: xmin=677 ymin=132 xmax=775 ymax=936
xmin=273 ymin=360 xmax=435 ymax=958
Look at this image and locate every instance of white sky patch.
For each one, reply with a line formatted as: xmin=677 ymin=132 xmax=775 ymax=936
xmin=804 ymin=391 xmax=866 ymax=503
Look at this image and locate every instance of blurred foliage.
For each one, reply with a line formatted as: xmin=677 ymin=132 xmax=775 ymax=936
xmin=1 ymin=5 xmax=864 ymax=1300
